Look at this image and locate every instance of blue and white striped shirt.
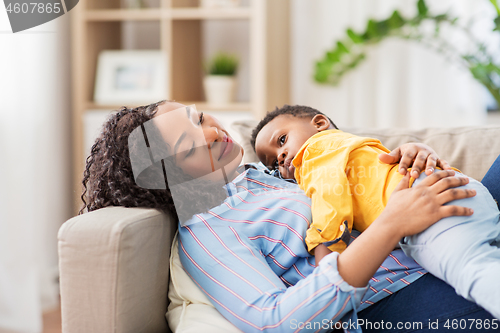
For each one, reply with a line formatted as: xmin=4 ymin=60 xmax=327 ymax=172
xmin=178 ymin=167 xmax=426 ymax=332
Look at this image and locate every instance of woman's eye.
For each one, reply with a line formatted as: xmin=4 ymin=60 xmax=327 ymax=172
xmin=198 ymin=112 xmax=204 ymax=125
xmin=185 ymin=142 xmax=195 ymax=159
xmin=278 ymin=135 xmax=286 ymax=146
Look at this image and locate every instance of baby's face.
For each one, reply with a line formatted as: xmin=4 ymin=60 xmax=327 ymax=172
xmin=254 ymin=115 xmax=322 ymax=179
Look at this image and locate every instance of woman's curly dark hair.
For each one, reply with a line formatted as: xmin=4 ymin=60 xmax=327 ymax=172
xmin=80 ymin=100 xmax=227 ymax=222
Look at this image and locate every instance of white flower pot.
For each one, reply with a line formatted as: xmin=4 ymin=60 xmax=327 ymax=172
xmin=203 ymin=75 xmax=236 ymax=105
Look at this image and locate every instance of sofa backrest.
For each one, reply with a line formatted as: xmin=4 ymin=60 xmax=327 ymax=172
xmin=233 ymin=121 xmax=500 ymax=182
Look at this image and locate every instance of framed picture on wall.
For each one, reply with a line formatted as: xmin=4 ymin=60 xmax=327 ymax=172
xmin=94 ymin=50 xmax=167 ymax=105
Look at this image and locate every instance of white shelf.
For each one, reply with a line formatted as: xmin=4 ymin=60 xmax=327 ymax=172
xmin=85 ymin=9 xmax=162 ymax=21
xmin=71 ymin=0 xmax=290 ymax=212
xmin=171 ymin=7 xmax=252 ymax=20
xmin=84 ymin=7 xmax=252 ymax=21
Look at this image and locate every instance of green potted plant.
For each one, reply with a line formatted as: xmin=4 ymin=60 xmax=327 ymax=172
xmin=313 ymin=0 xmax=500 ymax=109
xmin=203 ymin=52 xmax=239 ymax=105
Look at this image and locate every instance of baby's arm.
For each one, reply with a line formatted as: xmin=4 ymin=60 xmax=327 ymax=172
xmin=314 ymin=243 xmax=332 ymax=264
xmin=300 ymin=146 xmax=356 ymax=259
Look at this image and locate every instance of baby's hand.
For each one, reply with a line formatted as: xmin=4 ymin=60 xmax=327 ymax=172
xmin=378 ymin=142 xmax=451 ymax=179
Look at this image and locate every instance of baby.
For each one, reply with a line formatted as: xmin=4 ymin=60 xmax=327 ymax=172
xmin=252 ymin=105 xmax=500 ymax=319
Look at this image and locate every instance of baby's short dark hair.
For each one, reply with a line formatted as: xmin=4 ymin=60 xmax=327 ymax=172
xmin=250 ymin=105 xmax=338 ymax=151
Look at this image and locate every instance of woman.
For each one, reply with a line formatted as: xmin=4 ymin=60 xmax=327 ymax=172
xmin=81 ymin=100 xmax=495 ymax=332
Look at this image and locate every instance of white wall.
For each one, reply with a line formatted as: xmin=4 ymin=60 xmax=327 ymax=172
xmin=290 ymin=0 xmax=498 ymax=129
xmin=195 ymin=1 xmax=498 ymax=128
xmin=0 ymin=10 xmax=71 ymax=333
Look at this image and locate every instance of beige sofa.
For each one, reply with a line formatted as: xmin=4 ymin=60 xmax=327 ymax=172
xmin=58 ymin=123 xmax=500 ymax=333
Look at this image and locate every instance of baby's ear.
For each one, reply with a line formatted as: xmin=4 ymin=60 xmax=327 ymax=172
xmin=311 ymin=114 xmax=331 ymax=131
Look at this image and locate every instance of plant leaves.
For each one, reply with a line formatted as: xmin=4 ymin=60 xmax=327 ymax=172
xmin=490 ymin=0 xmax=500 ymax=15
xmin=366 ymin=19 xmax=379 ymax=38
xmin=314 ymin=62 xmax=333 ymax=82
xmin=376 ymin=20 xmax=390 ymax=36
xmin=434 ymin=14 xmax=448 ymax=22
xmin=463 ymin=56 xmax=473 ymax=62
xmin=434 ymin=23 xmax=440 ymax=37
xmin=337 ymin=41 xmax=349 ymax=54
xmin=469 ymin=64 xmax=488 ymax=82
xmin=365 ymin=19 xmax=390 ymax=39
xmin=206 ymin=53 xmax=238 ymax=75
xmin=388 ymin=10 xmax=405 ymax=29
xmin=313 ymin=0 xmax=500 ymax=103
xmin=417 ymin=0 xmax=428 ymax=17
xmin=486 ymin=62 xmax=500 ymax=76
xmin=327 ymin=50 xmax=340 ymax=63
xmin=493 ymin=65 xmax=500 ymax=76
xmin=347 ymin=28 xmax=364 ymax=43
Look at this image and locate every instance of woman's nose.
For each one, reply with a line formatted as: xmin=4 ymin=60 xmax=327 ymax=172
xmin=203 ymin=127 xmax=219 ymax=146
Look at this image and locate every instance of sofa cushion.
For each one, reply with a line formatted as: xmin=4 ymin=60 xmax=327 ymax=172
xmin=166 ymin=233 xmax=242 ymax=333
xmin=232 ymin=121 xmax=500 ymax=181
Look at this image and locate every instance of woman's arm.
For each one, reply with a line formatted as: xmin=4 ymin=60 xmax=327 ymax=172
xmin=178 ymin=222 xmax=366 ymax=332
xmin=313 ymin=142 xmax=453 ymax=265
xmin=178 ymin=171 xmax=475 ymax=332
xmin=338 ymin=170 xmax=475 ymax=287
xmin=379 ymin=142 xmax=452 ymax=179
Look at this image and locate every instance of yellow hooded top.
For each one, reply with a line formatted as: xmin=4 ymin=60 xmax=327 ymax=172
xmin=293 ymin=130 xmax=405 ymax=254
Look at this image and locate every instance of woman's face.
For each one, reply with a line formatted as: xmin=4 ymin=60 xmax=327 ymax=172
xmin=153 ymin=102 xmax=244 ymax=182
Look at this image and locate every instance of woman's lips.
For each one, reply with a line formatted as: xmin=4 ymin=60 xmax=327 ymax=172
xmin=218 ymin=134 xmax=233 ymax=160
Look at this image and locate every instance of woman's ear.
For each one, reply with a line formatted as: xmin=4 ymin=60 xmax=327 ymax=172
xmin=311 ymin=114 xmax=331 ymax=131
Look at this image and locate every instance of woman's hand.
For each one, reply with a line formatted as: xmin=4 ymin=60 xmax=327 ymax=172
xmin=379 ymin=142 xmax=452 ymax=179
xmin=338 ymin=170 xmax=476 ymax=288
xmin=380 ymin=170 xmax=475 ymax=238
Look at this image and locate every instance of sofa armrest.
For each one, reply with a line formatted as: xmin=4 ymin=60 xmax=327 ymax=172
xmin=58 ymin=206 xmax=177 ymax=333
